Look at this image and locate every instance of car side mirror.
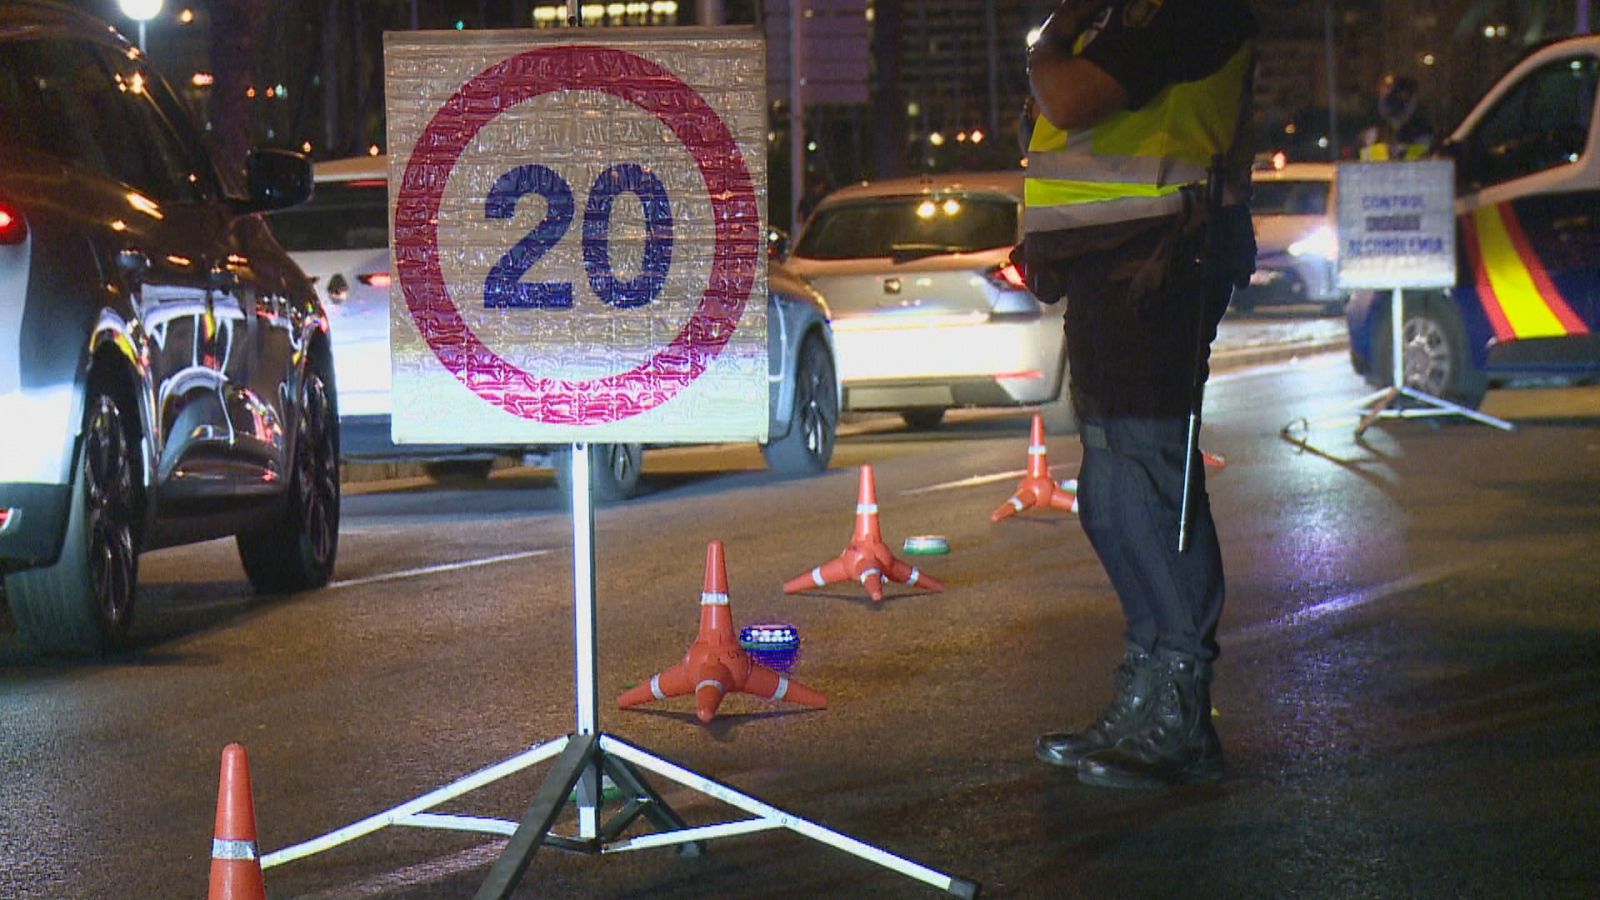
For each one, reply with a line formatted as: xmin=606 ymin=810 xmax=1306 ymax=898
xmin=243 ymin=149 xmax=313 ymax=213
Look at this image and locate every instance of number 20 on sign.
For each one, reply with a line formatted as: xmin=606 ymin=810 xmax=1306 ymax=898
xmin=383 ymin=32 xmax=769 ymax=446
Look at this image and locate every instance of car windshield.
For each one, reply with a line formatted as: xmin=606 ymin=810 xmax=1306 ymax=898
xmin=265 ymin=179 xmax=389 ymax=251
xmin=794 ymin=194 xmax=1018 ymax=261
xmin=1251 ymin=179 xmax=1329 ymax=216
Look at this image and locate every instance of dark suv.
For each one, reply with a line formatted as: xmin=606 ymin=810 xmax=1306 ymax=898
xmin=0 ymin=2 xmax=339 ymax=654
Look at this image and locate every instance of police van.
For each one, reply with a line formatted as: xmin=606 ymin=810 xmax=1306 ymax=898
xmin=1346 ymin=35 xmax=1600 ymax=408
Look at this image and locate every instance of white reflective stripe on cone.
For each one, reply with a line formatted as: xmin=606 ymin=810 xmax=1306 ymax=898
xmin=650 ymin=674 xmax=667 ymax=701
xmin=858 ymin=568 xmax=881 ymax=584
xmin=212 ymin=838 xmax=258 ymax=861
xmin=770 ymin=675 xmax=790 ymax=701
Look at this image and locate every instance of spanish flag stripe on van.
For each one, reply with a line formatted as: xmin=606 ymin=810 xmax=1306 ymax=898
xmin=1459 ymin=220 xmax=1515 ymax=343
xmin=1468 ymin=203 xmax=1591 ymax=341
xmin=1498 ymin=204 xmax=1590 ymax=334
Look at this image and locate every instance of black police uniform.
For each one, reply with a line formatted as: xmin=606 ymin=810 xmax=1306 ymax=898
xmin=1029 ymin=0 xmax=1256 ymax=662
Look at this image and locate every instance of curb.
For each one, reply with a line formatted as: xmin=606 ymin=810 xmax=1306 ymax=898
xmin=1211 ymin=337 xmax=1348 ymax=372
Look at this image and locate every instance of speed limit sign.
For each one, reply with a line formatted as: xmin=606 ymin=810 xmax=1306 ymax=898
xmin=383 ymin=28 xmax=768 ymax=444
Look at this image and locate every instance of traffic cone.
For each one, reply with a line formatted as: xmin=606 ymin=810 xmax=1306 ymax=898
xmin=1202 ymin=449 xmax=1227 ymax=470
xmin=208 ymin=742 xmax=266 ymax=900
xmin=620 ymin=540 xmax=826 ymax=723
xmin=991 ymin=414 xmax=1079 ymax=522
xmin=783 ymin=465 xmax=944 ymax=602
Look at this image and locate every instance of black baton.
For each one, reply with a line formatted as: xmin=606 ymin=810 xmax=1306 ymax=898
xmin=1177 ymin=155 xmax=1227 ymax=553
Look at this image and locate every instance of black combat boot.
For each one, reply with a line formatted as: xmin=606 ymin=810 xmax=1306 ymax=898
xmin=1077 ymin=651 xmax=1223 ymax=788
xmin=1035 ymin=645 xmax=1156 ymax=769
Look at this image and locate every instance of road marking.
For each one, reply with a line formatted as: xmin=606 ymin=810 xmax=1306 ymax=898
xmin=292 ymin=841 xmax=504 ymax=900
xmin=901 ymin=465 xmax=1075 ymax=496
xmin=326 ymin=550 xmax=555 ymax=591
xmin=1233 ymin=564 xmax=1466 ymax=641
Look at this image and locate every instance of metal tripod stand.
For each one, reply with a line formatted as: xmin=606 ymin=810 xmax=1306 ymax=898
xmin=262 ymin=443 xmax=979 ymax=898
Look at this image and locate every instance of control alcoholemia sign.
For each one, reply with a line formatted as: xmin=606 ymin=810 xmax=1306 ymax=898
xmin=1335 ymin=159 xmax=1457 ymax=291
xmin=383 ymin=27 xmax=768 ymax=445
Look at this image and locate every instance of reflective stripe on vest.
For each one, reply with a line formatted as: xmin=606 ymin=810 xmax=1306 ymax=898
xmin=1025 ymin=41 xmax=1254 ymax=234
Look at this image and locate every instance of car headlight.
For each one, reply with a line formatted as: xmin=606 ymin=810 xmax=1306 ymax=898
xmin=1288 ymin=225 xmax=1336 ymax=260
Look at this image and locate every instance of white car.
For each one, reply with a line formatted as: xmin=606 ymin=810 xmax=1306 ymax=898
xmin=780 ymin=172 xmax=1074 ymax=433
xmin=1237 ymin=161 xmax=1343 ymax=314
xmin=264 ymin=155 xmax=840 ymax=498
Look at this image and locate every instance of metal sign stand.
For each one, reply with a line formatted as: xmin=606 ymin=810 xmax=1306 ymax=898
xmin=261 ymin=443 xmax=978 ymax=898
xmin=1343 ymin=287 xmax=1514 ymax=435
xmin=1284 ymin=287 xmax=1515 ymax=438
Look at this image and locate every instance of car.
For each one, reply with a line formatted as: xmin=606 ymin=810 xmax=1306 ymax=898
xmin=777 ymin=171 xmax=1075 ymax=434
xmin=0 ymin=1 xmax=337 ymax=655
xmin=1235 ymin=161 xmax=1343 ymax=314
xmin=264 ymin=154 xmax=840 ymax=498
xmin=1347 ymin=36 xmax=1600 ymax=409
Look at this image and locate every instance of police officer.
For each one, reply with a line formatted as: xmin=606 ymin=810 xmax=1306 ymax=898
xmin=1021 ymin=0 xmax=1258 ymax=789
xmin=1359 ymin=73 xmax=1433 ymax=161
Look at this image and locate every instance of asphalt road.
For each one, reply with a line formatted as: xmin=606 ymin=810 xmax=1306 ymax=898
xmin=3 ymin=311 xmax=1598 ymax=899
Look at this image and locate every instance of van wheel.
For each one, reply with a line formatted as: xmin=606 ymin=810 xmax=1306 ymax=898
xmin=1371 ymin=293 xmax=1487 ymax=410
xmin=6 ymin=388 xmax=139 ymax=655
xmin=762 ymin=335 xmax=838 ymax=476
xmin=555 ymin=443 xmax=644 ymax=501
xmin=237 ymin=371 xmax=340 ymax=592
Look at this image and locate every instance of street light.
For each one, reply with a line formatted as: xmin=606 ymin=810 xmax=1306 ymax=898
xmin=118 ymin=0 xmax=163 ymax=52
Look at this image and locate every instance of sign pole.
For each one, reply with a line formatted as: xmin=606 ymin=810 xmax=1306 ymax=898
xmin=570 ymin=442 xmax=599 ymax=839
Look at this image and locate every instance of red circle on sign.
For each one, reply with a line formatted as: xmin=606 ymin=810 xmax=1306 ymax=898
xmin=393 ymin=44 xmax=760 ymax=425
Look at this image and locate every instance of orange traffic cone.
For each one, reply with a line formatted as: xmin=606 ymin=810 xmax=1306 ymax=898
xmin=1202 ymin=449 xmax=1227 ymax=470
xmin=620 ymin=540 xmax=826 ymax=723
xmin=208 ymin=742 xmax=266 ymax=900
xmin=991 ymin=414 xmax=1079 ymax=522
xmin=783 ymin=465 xmax=944 ymax=602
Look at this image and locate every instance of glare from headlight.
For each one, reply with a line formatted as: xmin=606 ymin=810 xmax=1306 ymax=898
xmin=1289 ymin=225 xmax=1336 ymax=260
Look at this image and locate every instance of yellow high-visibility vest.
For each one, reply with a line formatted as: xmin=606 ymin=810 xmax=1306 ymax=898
xmin=1024 ymin=41 xmax=1254 ymax=234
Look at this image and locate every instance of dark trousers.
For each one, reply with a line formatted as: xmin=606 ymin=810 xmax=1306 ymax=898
xmin=1077 ymin=416 xmax=1224 ymax=660
xmin=1048 ymin=210 xmax=1240 ymax=661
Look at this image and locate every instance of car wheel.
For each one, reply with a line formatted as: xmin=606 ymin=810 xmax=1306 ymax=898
xmin=555 ymin=443 xmax=644 ymax=501
xmin=901 ymin=409 xmax=945 ymax=430
xmin=6 ymin=387 xmax=139 ymax=655
xmin=237 ymin=370 xmax=340 ymax=592
xmin=762 ymin=335 xmax=838 ymax=476
xmin=1371 ymin=292 xmax=1487 ymax=410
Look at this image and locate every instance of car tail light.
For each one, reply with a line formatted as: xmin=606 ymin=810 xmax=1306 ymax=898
xmin=986 ymin=261 xmax=1028 ymax=292
xmin=0 ymin=200 xmax=26 ymax=245
xmin=985 ymin=261 xmax=1042 ymax=318
xmin=0 ymin=508 xmax=16 ymax=533
xmin=358 ymin=272 xmax=393 ymax=288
